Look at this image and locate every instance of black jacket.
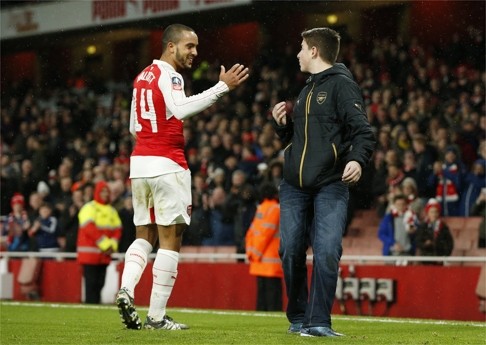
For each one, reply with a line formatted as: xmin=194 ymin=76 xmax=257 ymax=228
xmin=415 ymin=221 xmax=454 ymax=256
xmin=274 ymin=63 xmax=375 ymax=190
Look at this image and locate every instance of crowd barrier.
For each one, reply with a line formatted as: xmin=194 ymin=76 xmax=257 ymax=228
xmin=1 ymin=250 xmax=485 ymax=322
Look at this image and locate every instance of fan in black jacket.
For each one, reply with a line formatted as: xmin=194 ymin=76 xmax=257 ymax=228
xmin=271 ymin=27 xmax=375 ymax=338
xmin=416 ymin=198 xmax=454 ymax=259
xmin=273 ymin=62 xmax=375 ymax=189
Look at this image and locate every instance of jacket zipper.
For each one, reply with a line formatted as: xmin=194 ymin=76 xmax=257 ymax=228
xmin=299 ymin=83 xmax=315 ymax=188
xmin=332 ymin=143 xmax=337 ymax=167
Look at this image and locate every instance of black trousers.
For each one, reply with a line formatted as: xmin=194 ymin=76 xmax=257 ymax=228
xmin=256 ymin=276 xmax=283 ymax=311
xmin=82 ymin=264 xmax=108 ymax=304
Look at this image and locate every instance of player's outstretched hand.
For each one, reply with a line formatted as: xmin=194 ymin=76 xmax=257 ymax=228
xmin=219 ymin=64 xmax=249 ymax=90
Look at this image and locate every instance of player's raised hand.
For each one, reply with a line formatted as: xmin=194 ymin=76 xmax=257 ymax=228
xmin=219 ymin=64 xmax=249 ymax=90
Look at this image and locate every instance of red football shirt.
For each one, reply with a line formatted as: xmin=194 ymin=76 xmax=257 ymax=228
xmin=129 ymin=60 xmax=228 ymax=178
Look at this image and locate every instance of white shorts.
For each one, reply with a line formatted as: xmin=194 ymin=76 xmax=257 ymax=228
xmin=131 ymin=170 xmax=192 ymax=226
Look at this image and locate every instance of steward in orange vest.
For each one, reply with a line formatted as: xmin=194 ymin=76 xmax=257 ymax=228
xmin=245 ymin=183 xmax=283 ymax=311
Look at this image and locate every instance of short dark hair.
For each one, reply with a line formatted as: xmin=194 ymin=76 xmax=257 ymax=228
xmin=162 ymin=24 xmax=195 ymax=52
xmin=301 ymin=27 xmax=340 ymax=64
xmin=259 ymin=183 xmax=278 ymax=201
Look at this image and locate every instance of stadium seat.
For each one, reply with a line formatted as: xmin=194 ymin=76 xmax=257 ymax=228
xmin=342 ymin=209 xmax=383 ymax=265
xmin=197 ymin=246 xmax=217 ymax=262
xmin=342 ymin=236 xmax=354 ymax=249
xmin=179 ymin=246 xmax=200 ymax=262
xmin=214 ymin=246 xmax=238 ymax=263
xmin=443 ymin=217 xmax=466 ymax=237
xmin=447 ymin=217 xmax=480 ymax=251
xmin=342 ymin=237 xmax=383 ymax=265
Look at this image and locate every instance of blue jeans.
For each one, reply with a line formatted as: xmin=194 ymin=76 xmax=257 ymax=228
xmin=279 ymin=179 xmax=348 ymax=328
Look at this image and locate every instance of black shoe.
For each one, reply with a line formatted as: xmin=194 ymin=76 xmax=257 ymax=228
xmin=144 ymin=315 xmax=189 ymax=330
xmin=300 ymin=326 xmax=344 ymax=337
xmin=116 ymin=288 xmax=142 ymax=330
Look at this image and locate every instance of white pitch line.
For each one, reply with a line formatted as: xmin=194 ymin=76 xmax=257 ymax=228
xmin=2 ymin=301 xmax=485 ymax=328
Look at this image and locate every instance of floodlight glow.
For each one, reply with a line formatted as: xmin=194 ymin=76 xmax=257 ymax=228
xmin=327 ymin=14 xmax=338 ymax=24
xmin=87 ymin=45 xmax=97 ymax=55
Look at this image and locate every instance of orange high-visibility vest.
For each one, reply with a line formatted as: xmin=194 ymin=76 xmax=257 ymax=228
xmin=245 ymin=199 xmax=283 ymax=278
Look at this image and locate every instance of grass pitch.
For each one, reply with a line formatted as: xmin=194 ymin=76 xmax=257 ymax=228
xmin=1 ymin=302 xmax=485 ymax=345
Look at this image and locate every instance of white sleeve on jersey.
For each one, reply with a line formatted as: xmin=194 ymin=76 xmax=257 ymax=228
xmin=159 ymin=66 xmax=229 ymax=120
xmin=129 ymin=96 xmax=137 ymax=137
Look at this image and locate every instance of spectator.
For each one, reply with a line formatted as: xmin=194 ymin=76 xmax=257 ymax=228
xmin=386 ymin=163 xmax=405 ymax=192
xmin=58 ymin=188 xmax=84 ymax=253
xmin=412 ymin=134 xmax=438 ymax=200
xmin=237 ymin=145 xmax=260 ymax=180
xmin=77 ymin=181 xmax=121 ymax=304
xmin=202 ymin=186 xmax=234 ymax=246
xmin=27 ymin=192 xmax=43 ymax=223
xmin=415 ymin=198 xmax=454 ymax=262
xmin=401 ymin=177 xmax=425 ymax=218
xmin=18 ymin=159 xmax=38 ymax=201
xmin=82 ymin=182 xmax=94 ymax=204
xmin=52 ymin=176 xmax=73 ymax=215
xmin=184 ymin=186 xmax=210 ymax=246
xmin=378 ymin=194 xmax=417 ymax=256
xmin=118 ymin=195 xmax=136 ymax=253
xmin=1 ymin=153 xmax=20 ymax=215
xmin=471 ymin=188 xmax=486 ymax=248
xmin=2 ymin=193 xmax=31 ymax=252
xmin=232 ymin=183 xmax=257 ymax=259
xmin=245 ymin=183 xmax=283 ymax=311
xmin=429 ymin=146 xmax=466 ymax=216
xmin=371 ymin=150 xmax=388 ymax=215
xmin=108 ymin=179 xmax=126 ymax=211
xmin=402 ymin=149 xmax=418 ymax=181
xmin=27 ymin=136 xmax=48 ymax=183
xmin=28 ymin=202 xmax=60 ymax=253
xmin=206 ymin=167 xmax=226 ymax=191
xmin=12 ymin=121 xmax=31 ymax=161
xmin=36 ymin=181 xmax=51 ymax=203
xmin=460 ymin=159 xmax=486 ymax=216
xmin=261 ymin=159 xmax=283 ymax=189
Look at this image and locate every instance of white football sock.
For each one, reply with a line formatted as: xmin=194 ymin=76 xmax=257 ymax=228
xmin=147 ymin=249 xmax=179 ymax=321
xmin=120 ymin=238 xmax=153 ymax=298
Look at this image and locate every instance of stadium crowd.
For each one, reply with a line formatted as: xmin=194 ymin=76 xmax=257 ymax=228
xmin=1 ymin=27 xmax=485 ymax=256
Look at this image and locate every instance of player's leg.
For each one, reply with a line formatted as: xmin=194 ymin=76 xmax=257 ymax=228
xmin=145 ymin=171 xmax=191 ymax=330
xmin=120 ymin=224 xmax=156 ymax=294
xmin=117 ymin=178 xmax=155 ymax=330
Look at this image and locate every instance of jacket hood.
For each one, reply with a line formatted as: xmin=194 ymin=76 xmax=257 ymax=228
xmin=94 ymin=181 xmax=110 ymax=205
xmin=307 ymin=63 xmax=353 ymax=83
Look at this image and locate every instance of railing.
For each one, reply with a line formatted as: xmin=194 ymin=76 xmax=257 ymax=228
xmin=1 ymin=251 xmax=485 ymax=265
